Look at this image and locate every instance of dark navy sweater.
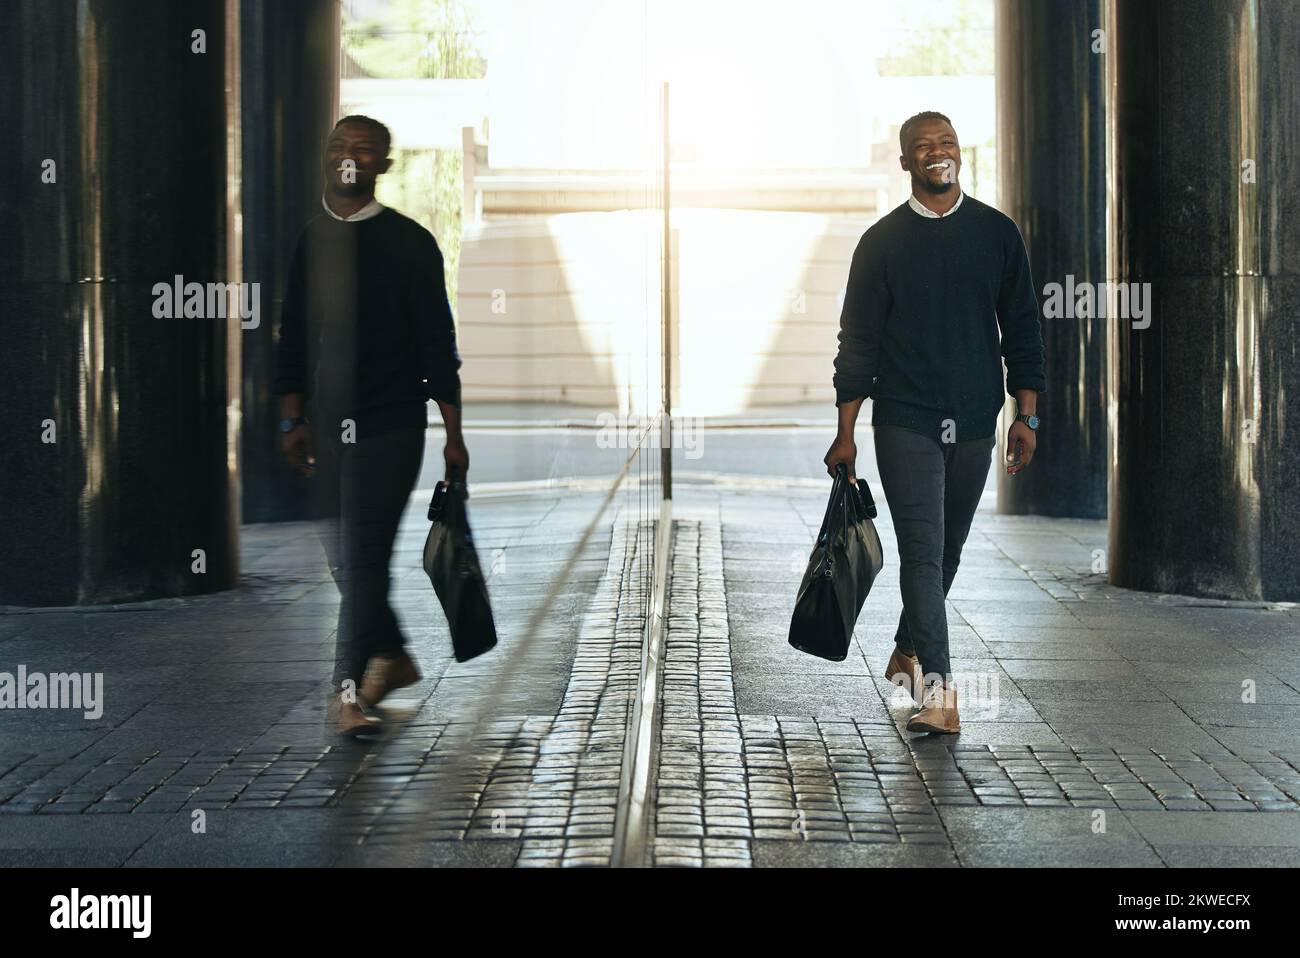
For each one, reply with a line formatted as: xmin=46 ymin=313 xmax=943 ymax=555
xmin=274 ymin=207 xmax=462 ymax=437
xmin=833 ymin=195 xmax=1046 ymax=441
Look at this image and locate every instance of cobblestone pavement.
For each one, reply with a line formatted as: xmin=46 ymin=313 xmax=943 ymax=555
xmin=3 ymin=426 xmax=1299 ymax=867
xmin=329 ymin=518 xmax=651 ymax=868
xmin=0 ymin=487 xmax=654 ymax=867
xmin=670 ymin=481 xmax=1300 ymax=868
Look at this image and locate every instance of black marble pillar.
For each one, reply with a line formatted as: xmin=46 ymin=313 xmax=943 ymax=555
xmin=0 ymin=0 xmax=240 ymax=605
xmin=239 ymin=0 xmax=340 ymax=523
xmin=1107 ymin=0 xmax=1300 ymax=600
xmin=995 ymin=0 xmax=1108 ymax=518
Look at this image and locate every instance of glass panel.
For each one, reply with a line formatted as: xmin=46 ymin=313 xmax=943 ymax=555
xmin=325 ymin=0 xmax=666 ymax=862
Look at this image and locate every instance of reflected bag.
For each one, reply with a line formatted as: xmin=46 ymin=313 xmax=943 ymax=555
xmin=422 ymin=479 xmax=498 ymax=662
xmin=788 ymin=462 xmax=885 ymax=662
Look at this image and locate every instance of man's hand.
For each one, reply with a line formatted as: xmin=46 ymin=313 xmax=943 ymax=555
xmin=280 ymin=424 xmax=315 ymax=477
xmin=444 ymin=437 xmax=469 ymax=484
xmin=824 ymin=436 xmax=858 ymax=484
xmin=1005 ymin=420 xmax=1036 ymax=476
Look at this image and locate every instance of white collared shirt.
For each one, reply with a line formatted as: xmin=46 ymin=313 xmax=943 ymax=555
xmin=321 ymin=194 xmax=386 ymax=222
xmin=908 ymin=188 xmax=964 ymax=218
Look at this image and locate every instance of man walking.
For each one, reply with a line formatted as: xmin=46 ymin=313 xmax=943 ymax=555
xmin=824 ymin=111 xmax=1046 ymax=734
xmin=275 ymin=115 xmax=468 ymax=737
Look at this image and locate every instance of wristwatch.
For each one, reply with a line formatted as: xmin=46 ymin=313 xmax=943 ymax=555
xmin=279 ymin=416 xmax=309 ymax=433
xmin=1015 ymin=413 xmax=1040 ymax=430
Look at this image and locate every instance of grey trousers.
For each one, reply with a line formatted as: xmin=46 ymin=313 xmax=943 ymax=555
xmin=873 ymin=424 xmax=995 ymax=680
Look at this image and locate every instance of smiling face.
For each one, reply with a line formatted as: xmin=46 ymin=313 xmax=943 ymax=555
xmin=323 ymin=121 xmax=392 ymax=198
xmin=900 ymin=118 xmax=962 ymax=195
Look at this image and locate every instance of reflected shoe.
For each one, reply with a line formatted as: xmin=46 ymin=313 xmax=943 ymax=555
xmin=884 ymin=646 xmax=924 ymax=704
xmin=359 ymin=651 xmax=421 ymax=708
xmin=906 ymin=680 xmax=961 ymax=734
xmin=331 ymin=698 xmax=383 ymax=738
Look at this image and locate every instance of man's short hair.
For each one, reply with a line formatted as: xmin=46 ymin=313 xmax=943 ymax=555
xmin=332 ymin=114 xmax=392 ymax=155
xmin=899 ymin=111 xmax=954 ymax=154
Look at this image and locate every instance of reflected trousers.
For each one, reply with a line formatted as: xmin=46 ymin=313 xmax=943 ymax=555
xmin=315 ymin=424 xmax=426 ymax=691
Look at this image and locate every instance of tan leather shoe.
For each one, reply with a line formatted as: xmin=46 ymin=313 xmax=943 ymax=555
xmin=906 ymin=679 xmax=961 ymax=734
xmin=359 ymin=651 xmax=421 ymax=708
xmin=884 ymin=646 xmax=924 ymax=703
xmin=331 ymin=698 xmax=383 ymax=738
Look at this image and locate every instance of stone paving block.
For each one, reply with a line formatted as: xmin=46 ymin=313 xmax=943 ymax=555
xmin=0 ymin=847 xmax=138 ymax=867
xmin=0 ymin=814 xmax=170 ymax=849
xmin=1156 ymin=846 xmax=1300 ymax=867
xmin=935 ymin=805 xmax=1145 ymax=845
xmin=1124 ymin=811 xmax=1300 ymax=847
xmin=752 ymin=840 xmax=959 ymax=868
xmin=956 ymin=841 xmax=1164 ymax=867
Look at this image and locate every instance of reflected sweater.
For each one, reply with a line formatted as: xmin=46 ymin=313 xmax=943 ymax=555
xmin=832 ymin=195 xmax=1046 ymax=441
xmin=274 ymin=207 xmax=462 ymax=437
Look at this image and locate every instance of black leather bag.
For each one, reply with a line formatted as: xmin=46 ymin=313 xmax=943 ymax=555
xmin=788 ymin=463 xmax=885 ymax=661
xmin=423 ymin=480 xmax=498 ymax=662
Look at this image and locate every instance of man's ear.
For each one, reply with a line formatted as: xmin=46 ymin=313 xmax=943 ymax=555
xmin=898 ymin=155 xmax=909 ymax=171
xmin=380 ymin=156 xmax=394 ymax=175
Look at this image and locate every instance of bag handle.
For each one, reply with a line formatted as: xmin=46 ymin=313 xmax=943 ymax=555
xmin=428 ymin=478 xmax=472 ymax=522
xmin=853 ymin=474 xmax=878 ymax=519
xmin=819 ymin=463 xmax=879 ymax=540
xmin=816 ymin=463 xmax=849 ymax=545
xmin=427 ymin=481 xmax=447 ymax=521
